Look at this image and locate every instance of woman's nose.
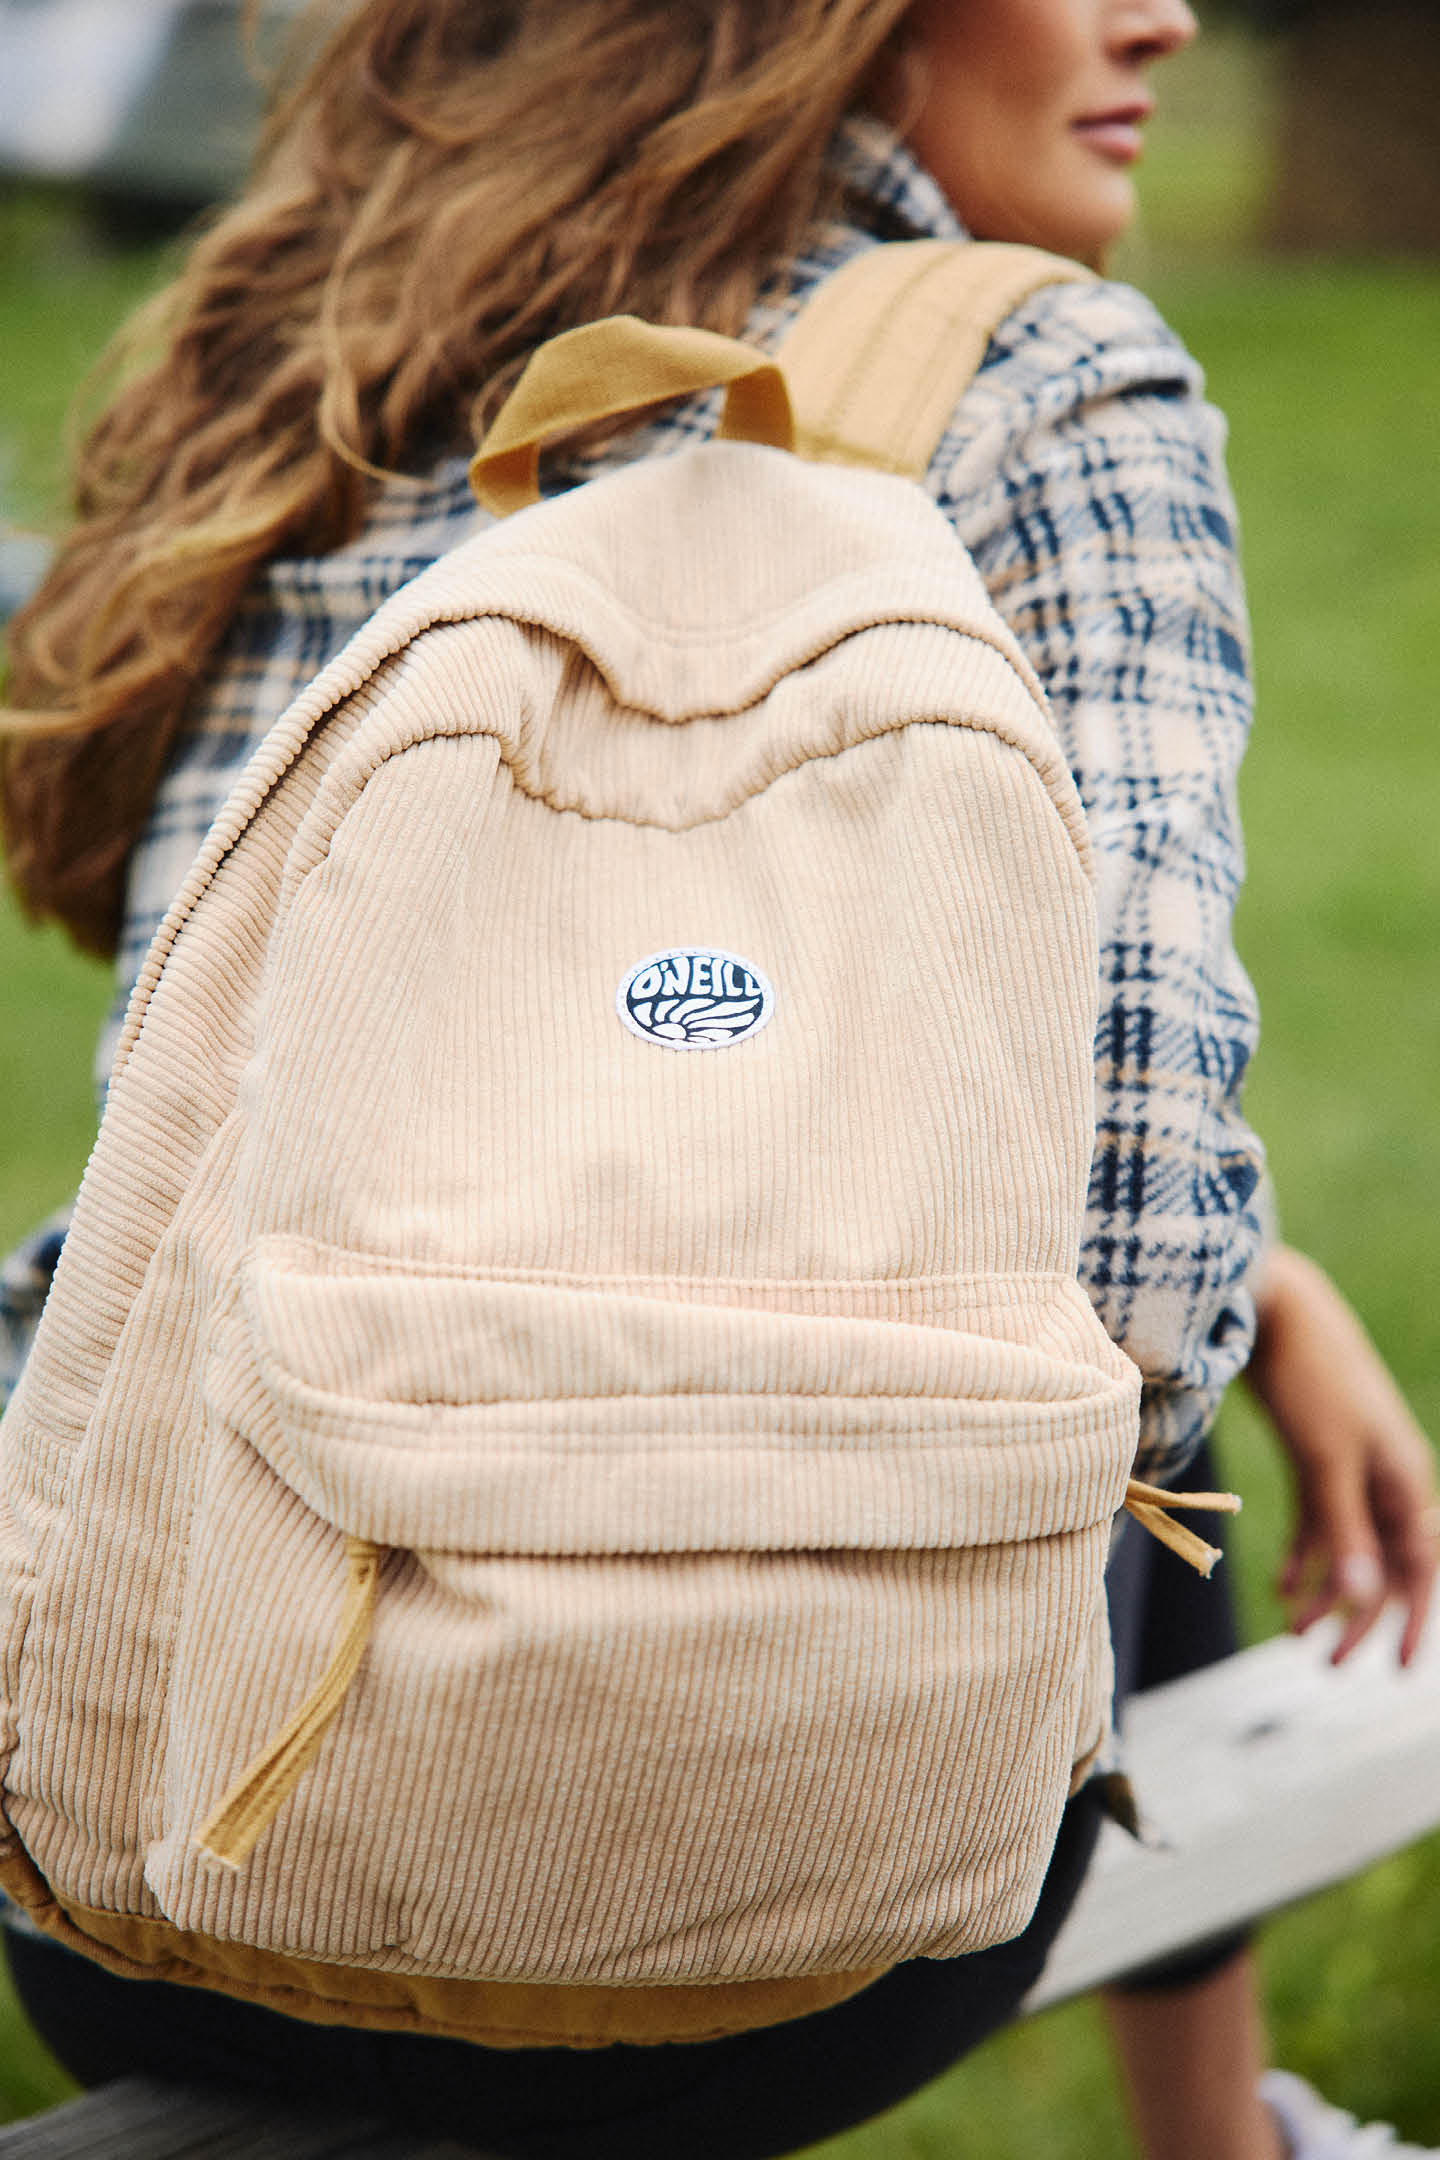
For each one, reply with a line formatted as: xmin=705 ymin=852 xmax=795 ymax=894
xmin=1110 ymin=0 xmax=1199 ymax=66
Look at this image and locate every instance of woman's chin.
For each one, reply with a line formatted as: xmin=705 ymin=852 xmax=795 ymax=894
xmin=1037 ymin=169 xmax=1138 ymax=266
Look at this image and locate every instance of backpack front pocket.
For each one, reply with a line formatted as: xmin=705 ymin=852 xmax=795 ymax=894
xmin=143 ymin=1236 xmax=1137 ymax=1982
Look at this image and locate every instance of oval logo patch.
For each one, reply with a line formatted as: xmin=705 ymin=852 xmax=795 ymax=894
xmin=616 ymin=947 xmax=774 ymax=1051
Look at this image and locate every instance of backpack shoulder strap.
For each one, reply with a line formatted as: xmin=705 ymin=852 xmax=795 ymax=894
xmin=776 ymin=238 xmax=1092 ymax=480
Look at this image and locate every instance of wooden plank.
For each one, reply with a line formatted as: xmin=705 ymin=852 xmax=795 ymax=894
xmin=1026 ymin=1609 xmax=1440 ymax=2011
xmin=0 ymin=2077 xmax=479 ymax=2158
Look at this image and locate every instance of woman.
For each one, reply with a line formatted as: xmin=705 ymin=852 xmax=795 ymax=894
xmin=1 ymin=3 xmax=1434 ymax=2155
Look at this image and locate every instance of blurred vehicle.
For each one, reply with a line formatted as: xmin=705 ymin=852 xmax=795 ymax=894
xmin=0 ymin=0 xmax=303 ymax=211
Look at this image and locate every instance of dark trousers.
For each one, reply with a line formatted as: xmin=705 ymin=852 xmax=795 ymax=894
xmin=7 ymin=1788 xmax=1100 ymax=2160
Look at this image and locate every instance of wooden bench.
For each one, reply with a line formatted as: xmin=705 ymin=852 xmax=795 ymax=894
xmin=1028 ymin=1605 xmax=1440 ymax=2008
xmin=0 ymin=2077 xmax=479 ymax=2155
xmin=3 ymin=1611 xmax=1437 ymax=2152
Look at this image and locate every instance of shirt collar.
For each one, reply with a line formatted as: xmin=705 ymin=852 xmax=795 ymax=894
xmin=826 ymin=113 xmax=970 ymax=245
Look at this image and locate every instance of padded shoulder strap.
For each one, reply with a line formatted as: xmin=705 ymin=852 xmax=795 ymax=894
xmin=776 ymin=239 xmax=1091 ymax=480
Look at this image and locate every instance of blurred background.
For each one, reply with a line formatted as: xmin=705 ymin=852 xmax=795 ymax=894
xmin=1 ymin=1 xmax=1437 ymax=2149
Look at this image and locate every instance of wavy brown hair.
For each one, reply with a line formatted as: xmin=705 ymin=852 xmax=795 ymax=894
xmin=2 ymin=0 xmax=914 ymax=956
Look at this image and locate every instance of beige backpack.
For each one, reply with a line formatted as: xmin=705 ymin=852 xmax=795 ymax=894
xmin=0 ymin=243 xmax=1224 ymax=2048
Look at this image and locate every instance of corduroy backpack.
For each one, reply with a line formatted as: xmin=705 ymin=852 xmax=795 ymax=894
xmin=0 ymin=242 xmax=1230 ymax=2048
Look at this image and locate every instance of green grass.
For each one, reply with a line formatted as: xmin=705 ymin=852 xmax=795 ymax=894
xmin=0 ymin=911 xmax=112 ymax=1247
xmin=1156 ymin=261 xmax=1440 ymax=1452
xmin=3 ymin=38 xmax=1440 ymax=2147
xmin=1 ymin=192 xmax=170 ymax=1255
xmin=0 ymin=187 xmax=178 ymax=528
xmin=0 ymin=1955 xmax=74 ymax=2122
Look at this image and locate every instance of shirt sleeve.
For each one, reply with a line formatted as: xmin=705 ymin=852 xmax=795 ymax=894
xmin=0 ymin=1211 xmax=70 ymax=1415
xmin=930 ymin=275 xmax=1267 ymax=1482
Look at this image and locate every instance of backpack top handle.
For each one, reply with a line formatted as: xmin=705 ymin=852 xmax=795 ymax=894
xmin=470 ymin=315 xmax=794 ymax=517
xmin=470 ymin=243 xmax=1090 ymax=518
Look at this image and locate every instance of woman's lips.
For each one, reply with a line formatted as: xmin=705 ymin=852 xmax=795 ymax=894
xmin=1071 ymin=109 xmax=1151 ymax=163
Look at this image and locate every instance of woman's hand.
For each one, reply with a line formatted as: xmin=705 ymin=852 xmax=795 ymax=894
xmin=1245 ymin=1244 xmax=1438 ymax=1665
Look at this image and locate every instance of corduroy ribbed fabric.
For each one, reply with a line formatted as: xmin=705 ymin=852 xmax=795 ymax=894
xmin=0 ymin=441 xmax=1139 ymax=2036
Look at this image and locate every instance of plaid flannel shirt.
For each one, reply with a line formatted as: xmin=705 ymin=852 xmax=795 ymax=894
xmin=2 ymin=117 xmax=1265 ymax=1480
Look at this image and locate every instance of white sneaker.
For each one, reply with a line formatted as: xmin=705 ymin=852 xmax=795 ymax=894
xmin=1262 ymin=2070 xmax=1438 ymax=2159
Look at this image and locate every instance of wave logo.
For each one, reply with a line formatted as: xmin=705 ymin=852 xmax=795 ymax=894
xmin=616 ymin=947 xmax=775 ymax=1051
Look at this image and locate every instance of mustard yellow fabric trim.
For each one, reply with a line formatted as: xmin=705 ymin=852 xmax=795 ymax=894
xmin=196 ymin=1535 xmax=382 ymax=1868
xmin=1123 ymin=1476 xmax=1243 ymax=1578
xmin=0 ymin=1836 xmax=885 ymax=2047
xmin=470 ymin=316 xmax=794 ymax=516
xmin=776 ymin=239 xmax=1091 ymax=479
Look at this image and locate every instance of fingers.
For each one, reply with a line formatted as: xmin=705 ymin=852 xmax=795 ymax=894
xmin=1283 ymin=1539 xmax=1387 ymax=1663
xmin=1397 ymin=1567 xmax=1436 ymax=1668
xmin=1279 ymin=1458 xmax=1440 ymax=1666
xmin=1278 ymin=1435 xmax=1388 ymax=1660
xmin=1327 ymin=1553 xmax=1388 ymax=1664
xmin=1249 ymin=1245 xmax=1437 ymax=1667
xmin=1382 ymin=1493 xmax=1440 ymax=1669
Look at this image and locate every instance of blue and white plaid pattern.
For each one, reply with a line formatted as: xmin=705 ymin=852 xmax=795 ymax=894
xmin=2 ymin=117 xmax=1264 ymax=1480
